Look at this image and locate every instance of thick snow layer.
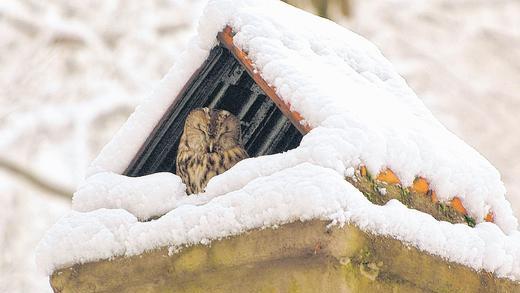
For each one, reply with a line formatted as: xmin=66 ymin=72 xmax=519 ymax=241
xmin=73 ymin=172 xmax=187 ymax=220
xmin=37 ymin=163 xmax=520 ymax=280
xmin=89 ymin=0 xmax=516 ymax=232
xmin=39 ymin=0 xmax=520 ymax=282
xmin=72 ymin=172 xmax=221 ymax=220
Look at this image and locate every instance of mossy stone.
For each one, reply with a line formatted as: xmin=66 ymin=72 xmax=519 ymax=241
xmin=50 ymin=220 xmax=519 ymax=293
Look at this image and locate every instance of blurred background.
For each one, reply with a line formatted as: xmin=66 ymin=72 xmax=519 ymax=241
xmin=1 ymin=0 xmax=519 ymax=291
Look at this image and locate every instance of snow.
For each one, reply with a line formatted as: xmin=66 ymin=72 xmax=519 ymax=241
xmin=36 ymin=0 xmax=520 ymax=284
xmin=86 ymin=42 xmax=210 ymax=175
xmin=37 ymin=163 xmax=520 ymax=280
xmin=72 ymin=171 xmax=224 ymax=221
xmin=348 ymin=0 xmax=520 ymax=219
xmin=90 ymin=0 xmax=516 ymax=230
xmin=0 ymin=177 xmax=69 ymax=293
xmin=72 ymin=172 xmax=187 ymax=220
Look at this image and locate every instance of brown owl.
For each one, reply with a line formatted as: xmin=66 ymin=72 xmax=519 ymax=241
xmin=176 ymin=108 xmax=248 ymax=195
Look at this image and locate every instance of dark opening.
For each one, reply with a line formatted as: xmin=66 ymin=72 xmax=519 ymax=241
xmin=124 ymin=44 xmax=304 ymax=177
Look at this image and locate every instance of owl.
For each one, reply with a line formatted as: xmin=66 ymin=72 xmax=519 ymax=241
xmin=176 ymin=108 xmax=248 ymax=195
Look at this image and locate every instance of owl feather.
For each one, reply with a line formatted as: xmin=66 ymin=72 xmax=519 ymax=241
xmin=176 ymin=108 xmax=248 ymax=195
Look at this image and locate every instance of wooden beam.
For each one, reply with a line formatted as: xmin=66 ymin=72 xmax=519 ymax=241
xmin=217 ymin=26 xmax=312 ymax=134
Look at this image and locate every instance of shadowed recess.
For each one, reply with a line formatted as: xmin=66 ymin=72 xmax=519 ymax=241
xmin=124 ymin=45 xmax=304 ymax=176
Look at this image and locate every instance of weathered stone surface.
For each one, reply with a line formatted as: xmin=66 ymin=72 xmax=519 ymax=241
xmin=347 ymin=168 xmax=474 ymax=226
xmin=50 ymin=220 xmax=519 ymax=293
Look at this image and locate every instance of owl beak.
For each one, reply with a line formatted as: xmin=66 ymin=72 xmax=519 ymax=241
xmin=208 ymin=142 xmax=214 ymax=153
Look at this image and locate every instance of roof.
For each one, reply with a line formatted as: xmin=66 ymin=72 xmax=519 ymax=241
xmin=90 ymin=0 xmax=516 ymax=231
xmin=37 ymin=0 xmax=520 ymax=280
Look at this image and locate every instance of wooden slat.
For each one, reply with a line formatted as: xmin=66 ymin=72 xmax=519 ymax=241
xmin=124 ymin=46 xmax=229 ymax=176
xmin=217 ymin=26 xmax=312 ymax=134
xmin=124 ymin=43 xmax=304 ymax=176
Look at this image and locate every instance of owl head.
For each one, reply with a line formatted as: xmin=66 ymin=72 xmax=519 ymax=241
xmin=182 ymin=108 xmax=243 ymax=153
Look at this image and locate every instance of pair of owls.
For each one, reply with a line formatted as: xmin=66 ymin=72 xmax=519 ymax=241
xmin=176 ymin=108 xmax=248 ymax=195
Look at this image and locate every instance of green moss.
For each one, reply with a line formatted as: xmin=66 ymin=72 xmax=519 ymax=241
xmin=173 ymin=246 xmax=208 ymax=273
xmin=399 ymin=187 xmax=411 ymax=204
xmin=438 ymin=202 xmax=448 ymax=213
xmin=50 ymin=221 xmax=520 ymax=293
xmin=346 ymin=173 xmax=468 ymax=226
xmin=288 ymin=278 xmax=301 ymax=293
xmin=464 ymin=215 xmax=476 ymax=227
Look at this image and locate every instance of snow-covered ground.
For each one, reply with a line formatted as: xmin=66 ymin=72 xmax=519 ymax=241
xmin=1 ymin=0 xmax=519 ymax=291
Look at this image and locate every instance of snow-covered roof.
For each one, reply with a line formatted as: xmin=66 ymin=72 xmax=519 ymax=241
xmin=37 ymin=0 xmax=520 ymax=280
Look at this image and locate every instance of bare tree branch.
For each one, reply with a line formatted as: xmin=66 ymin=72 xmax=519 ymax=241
xmin=0 ymin=158 xmax=73 ymax=199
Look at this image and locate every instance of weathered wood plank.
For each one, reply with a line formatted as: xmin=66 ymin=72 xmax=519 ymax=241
xmin=218 ymin=26 xmax=312 ymax=134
